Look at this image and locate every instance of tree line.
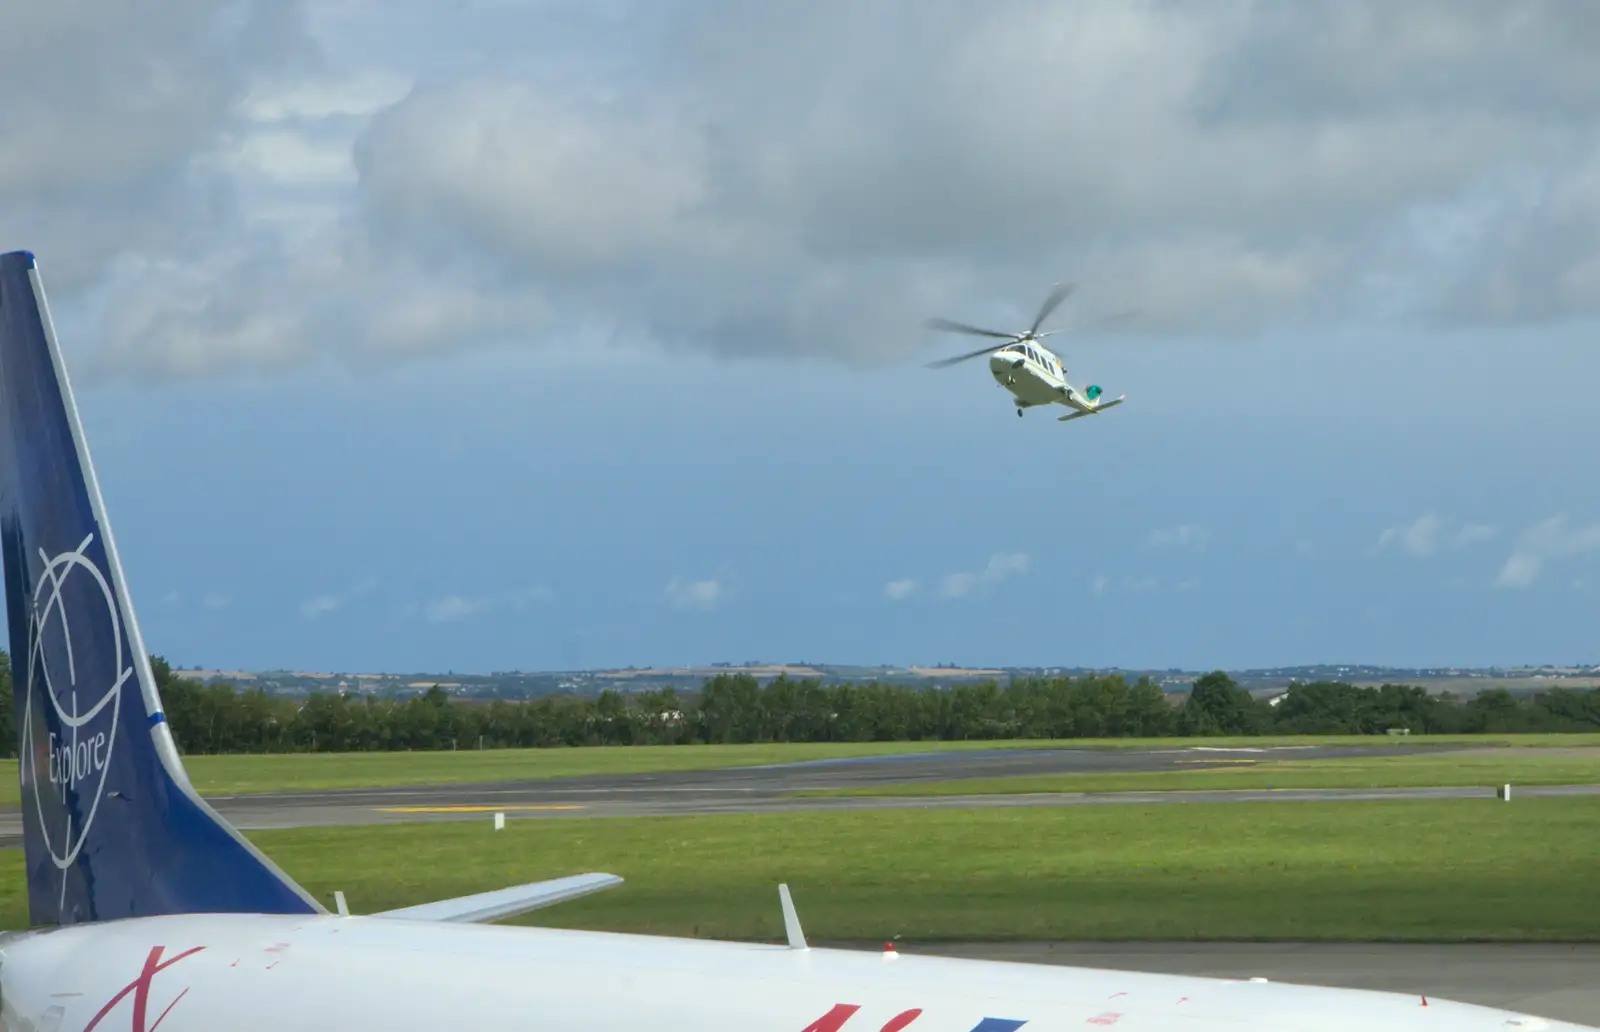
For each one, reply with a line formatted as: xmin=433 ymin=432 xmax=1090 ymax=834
xmin=680 ymin=670 xmax=1600 ymax=743
xmin=2 ymin=653 xmax=1598 ymax=757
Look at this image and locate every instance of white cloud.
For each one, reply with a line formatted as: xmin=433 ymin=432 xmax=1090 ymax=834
xmin=425 ymin=595 xmax=487 ymax=624
xmin=666 ymin=578 xmax=725 ymax=611
xmin=158 ymin=589 xmax=231 ymax=611
xmin=300 ymin=578 xmax=376 ymax=620
xmin=1092 ymin=574 xmax=1175 ymax=596
xmin=1146 ymin=525 xmax=1209 ymax=551
xmin=17 ymin=3 xmax=1600 ymax=384
xmin=1376 ymin=513 xmax=1498 ymax=557
xmin=241 ymin=70 xmax=413 ymax=123
xmin=300 ymin=594 xmax=344 ymax=619
xmin=884 ymin=579 xmax=918 ymax=601
xmin=0 ymin=1 xmax=317 ymax=295
xmin=424 ymin=587 xmax=553 ymax=623
xmin=939 ymin=552 xmax=1030 ymax=599
xmin=1494 ymin=516 xmax=1600 ymax=589
xmin=1453 ymin=523 xmax=1498 ymax=547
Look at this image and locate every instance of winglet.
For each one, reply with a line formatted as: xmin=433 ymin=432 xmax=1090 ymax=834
xmin=779 ymin=882 xmax=808 ymax=950
xmin=372 ymin=872 xmax=623 ymax=924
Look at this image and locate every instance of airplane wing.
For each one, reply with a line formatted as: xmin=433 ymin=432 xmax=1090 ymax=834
xmin=372 ymin=872 xmax=624 ymax=924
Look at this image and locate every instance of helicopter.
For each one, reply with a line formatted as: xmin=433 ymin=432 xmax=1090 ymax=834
xmin=925 ymin=282 xmax=1128 ymax=422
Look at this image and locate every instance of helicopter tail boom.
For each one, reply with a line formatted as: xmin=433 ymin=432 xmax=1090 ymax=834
xmin=1058 ymin=395 xmax=1126 ymax=422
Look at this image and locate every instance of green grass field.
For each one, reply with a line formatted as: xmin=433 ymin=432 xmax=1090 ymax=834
xmin=4 ymin=797 xmax=1595 ymax=941
xmin=796 ymin=749 xmax=1600 ymax=798
xmin=4 ymin=733 xmax=1599 ymax=807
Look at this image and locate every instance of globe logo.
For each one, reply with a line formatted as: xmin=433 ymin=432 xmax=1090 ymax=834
xmin=22 ymin=533 xmax=132 ymax=871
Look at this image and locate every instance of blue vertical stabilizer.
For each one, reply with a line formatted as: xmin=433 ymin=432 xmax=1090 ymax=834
xmin=0 ymin=250 xmax=324 ymax=926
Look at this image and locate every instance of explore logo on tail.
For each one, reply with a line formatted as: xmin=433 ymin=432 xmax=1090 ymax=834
xmin=23 ymin=532 xmax=133 ymax=877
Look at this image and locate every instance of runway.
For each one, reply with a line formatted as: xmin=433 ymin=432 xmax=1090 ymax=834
xmin=199 ymin=741 xmax=1598 ymax=832
xmin=6 ymin=741 xmax=1590 ymax=845
xmin=6 ymin=744 xmax=1597 ymax=1023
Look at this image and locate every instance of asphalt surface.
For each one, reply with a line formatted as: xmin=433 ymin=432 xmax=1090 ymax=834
xmin=904 ymin=942 xmax=1600 ymax=1026
xmin=6 ymin=744 xmax=1597 ymax=1023
xmin=200 ymin=742 xmax=1596 ymax=831
xmin=8 ymin=742 xmax=1596 ymax=844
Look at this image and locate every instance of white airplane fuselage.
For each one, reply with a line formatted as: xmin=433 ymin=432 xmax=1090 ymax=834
xmin=0 ymin=914 xmax=1580 ymax=1032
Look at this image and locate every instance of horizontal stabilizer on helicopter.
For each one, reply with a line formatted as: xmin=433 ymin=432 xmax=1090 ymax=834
xmin=1058 ymin=395 xmax=1126 ymax=422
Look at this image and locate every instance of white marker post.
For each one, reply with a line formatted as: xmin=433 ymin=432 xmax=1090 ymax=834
xmin=494 ymin=811 xmax=506 ymax=830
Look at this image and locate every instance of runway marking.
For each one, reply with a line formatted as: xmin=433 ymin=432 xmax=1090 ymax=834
xmin=1174 ymin=759 xmax=1260 ymax=765
xmin=374 ymin=804 xmax=586 ymax=813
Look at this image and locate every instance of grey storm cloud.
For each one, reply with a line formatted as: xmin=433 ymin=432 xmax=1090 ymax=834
xmin=0 ymin=1 xmax=318 ymax=295
xmin=10 ymin=0 xmax=1600 ymax=380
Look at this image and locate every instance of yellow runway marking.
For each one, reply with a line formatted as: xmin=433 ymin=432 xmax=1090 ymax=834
xmin=375 ymin=804 xmax=586 ymax=813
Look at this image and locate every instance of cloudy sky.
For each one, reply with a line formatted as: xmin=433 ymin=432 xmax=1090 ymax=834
xmin=8 ymin=1 xmax=1600 ymax=673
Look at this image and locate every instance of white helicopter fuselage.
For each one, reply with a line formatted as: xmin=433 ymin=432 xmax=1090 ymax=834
xmin=990 ymin=342 xmax=1071 ymax=405
xmin=986 ymin=341 xmax=1121 ymax=421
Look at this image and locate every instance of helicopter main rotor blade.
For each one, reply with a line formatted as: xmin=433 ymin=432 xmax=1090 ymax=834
xmin=1033 ymin=309 xmax=1141 ymax=340
xmin=925 ymin=342 xmax=1012 ymax=369
xmin=1029 ymin=281 xmax=1076 ymax=336
xmin=925 ymin=316 xmax=1018 ymax=340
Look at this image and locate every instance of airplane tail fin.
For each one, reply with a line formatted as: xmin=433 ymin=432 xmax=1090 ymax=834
xmin=0 ymin=250 xmax=325 ymax=927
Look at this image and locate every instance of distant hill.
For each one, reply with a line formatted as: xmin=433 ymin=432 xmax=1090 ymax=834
xmin=162 ymin=660 xmax=1600 ymax=700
